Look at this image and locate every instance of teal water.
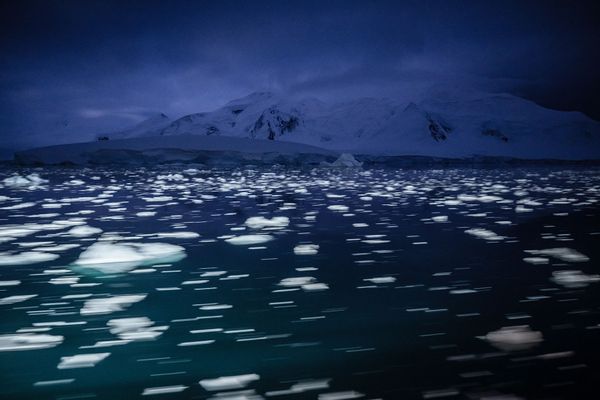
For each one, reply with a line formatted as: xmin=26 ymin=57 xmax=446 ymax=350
xmin=0 ymin=166 xmax=599 ymax=399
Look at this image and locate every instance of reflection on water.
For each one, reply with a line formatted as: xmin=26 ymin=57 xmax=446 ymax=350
xmin=0 ymin=166 xmax=599 ymax=399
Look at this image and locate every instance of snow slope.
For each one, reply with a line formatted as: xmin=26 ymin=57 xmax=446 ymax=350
xmin=97 ymin=113 xmax=171 ymax=140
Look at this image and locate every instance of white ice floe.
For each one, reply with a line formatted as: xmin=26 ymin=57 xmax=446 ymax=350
xmin=464 ymin=228 xmax=505 ymax=241
xmin=279 ymin=276 xmax=329 ymax=291
xmin=0 ymin=333 xmax=63 ymax=351
xmin=67 ymin=225 xmax=103 ymax=237
xmin=73 ymin=242 xmax=186 ymax=273
xmin=551 ymin=270 xmax=600 ymax=288
xmin=0 ymin=294 xmax=37 ymax=305
xmin=244 ymin=216 xmax=290 ymax=230
xmin=142 ymin=385 xmax=188 ymax=396
xmin=57 ymin=352 xmax=110 ymax=369
xmin=81 ymin=294 xmax=147 ymax=316
xmin=199 ymin=373 xmax=260 ymax=391
xmin=432 ymin=215 xmax=448 ymax=223
xmin=522 ymin=257 xmax=549 ymax=265
xmin=364 ymin=276 xmax=396 ymax=284
xmin=142 ymin=196 xmax=173 ymax=202
xmin=2 ymin=173 xmax=48 ymax=189
xmin=225 ymin=234 xmax=274 ymax=245
xmin=524 ymin=248 xmax=589 ymax=263
xmin=0 ymin=251 xmax=60 ymax=266
xmin=294 ymin=244 xmax=319 ymax=255
xmin=482 ymin=325 xmax=543 ymax=351
xmin=107 ymin=317 xmax=168 ymax=341
xmin=153 ymin=232 xmax=199 ymax=239
xmin=136 ymin=211 xmax=157 ymax=217
xmin=327 ymin=204 xmax=349 ymax=212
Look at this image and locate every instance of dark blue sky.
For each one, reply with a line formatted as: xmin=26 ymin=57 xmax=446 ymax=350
xmin=1 ymin=0 xmax=598 ymax=148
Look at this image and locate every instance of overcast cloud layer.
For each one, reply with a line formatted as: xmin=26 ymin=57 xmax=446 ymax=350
xmin=1 ymin=0 xmax=598 ymax=148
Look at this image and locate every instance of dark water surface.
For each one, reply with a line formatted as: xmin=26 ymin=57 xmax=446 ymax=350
xmin=0 ymin=166 xmax=599 ymax=400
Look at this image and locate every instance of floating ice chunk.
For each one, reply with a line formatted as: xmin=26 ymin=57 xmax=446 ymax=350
xmin=0 ymin=251 xmax=59 ymax=266
xmin=142 ymin=385 xmax=188 ymax=396
xmin=0 ymin=294 xmax=37 ymax=305
xmin=136 ymin=211 xmax=157 ymax=217
xmin=244 ymin=216 xmax=290 ymax=229
xmin=364 ymin=276 xmax=396 ymax=284
xmin=68 ymin=225 xmax=103 ymax=237
xmin=432 ymin=215 xmax=448 ymax=223
xmin=464 ymin=228 xmax=504 ymax=241
xmin=294 ymin=244 xmax=319 ymax=255
xmin=302 ymin=283 xmax=329 ymax=291
xmin=524 ymin=248 xmax=589 ymax=263
xmin=107 ymin=317 xmax=168 ymax=341
xmin=154 ymin=232 xmax=199 ymax=239
xmin=81 ymin=294 xmax=146 ymax=316
xmin=57 ymin=352 xmax=110 ymax=369
xmin=0 ymin=280 xmax=20 ymax=287
xmin=328 ymin=205 xmax=349 ymax=212
xmin=551 ymin=270 xmax=600 ymax=288
xmin=0 ymin=333 xmax=63 ymax=351
xmin=1 ymin=202 xmax=36 ymax=210
xmin=279 ymin=277 xmax=316 ymax=287
xmin=482 ymin=325 xmax=543 ymax=351
xmin=199 ymin=373 xmax=260 ymax=391
xmin=522 ymin=257 xmax=549 ymax=265
xmin=2 ymin=173 xmax=47 ymax=188
xmin=225 ymin=234 xmax=274 ymax=245
xmin=279 ymin=276 xmax=327 ymax=290
xmin=319 ymin=391 xmax=364 ymax=400
xmin=142 ymin=196 xmax=173 ymax=202
xmin=73 ymin=242 xmax=186 ymax=273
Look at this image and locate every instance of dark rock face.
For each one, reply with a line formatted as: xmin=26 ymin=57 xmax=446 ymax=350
xmin=250 ymin=107 xmax=302 ymax=140
xmin=426 ymin=114 xmax=452 ymax=141
xmin=206 ymin=126 xmax=220 ymax=135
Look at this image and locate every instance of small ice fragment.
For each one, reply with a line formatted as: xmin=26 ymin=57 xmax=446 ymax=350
xmin=294 ymin=244 xmax=319 ymax=255
xmin=245 ymin=216 xmax=290 ymax=229
xmin=199 ymin=373 xmax=260 ymax=391
xmin=225 ymin=234 xmax=274 ymax=245
xmin=57 ymin=353 xmax=110 ymax=369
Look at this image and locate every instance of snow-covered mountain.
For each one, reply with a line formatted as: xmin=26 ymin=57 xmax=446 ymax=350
xmin=97 ymin=112 xmax=171 ymax=140
xmin=97 ymin=89 xmax=599 ymax=160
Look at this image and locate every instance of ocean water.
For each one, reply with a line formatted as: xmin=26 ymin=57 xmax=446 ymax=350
xmin=0 ymin=166 xmax=599 ymax=400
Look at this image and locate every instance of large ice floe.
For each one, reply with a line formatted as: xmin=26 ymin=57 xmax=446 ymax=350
xmin=551 ymin=270 xmax=600 ymax=288
xmin=244 ymin=216 xmax=290 ymax=230
xmin=225 ymin=234 xmax=274 ymax=245
xmin=524 ymin=248 xmax=589 ymax=263
xmin=0 ymin=333 xmax=64 ymax=351
xmin=0 ymin=251 xmax=60 ymax=266
xmin=80 ymin=294 xmax=147 ymax=316
xmin=72 ymin=242 xmax=186 ymax=274
xmin=482 ymin=326 xmax=543 ymax=351
xmin=2 ymin=174 xmax=48 ymax=189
